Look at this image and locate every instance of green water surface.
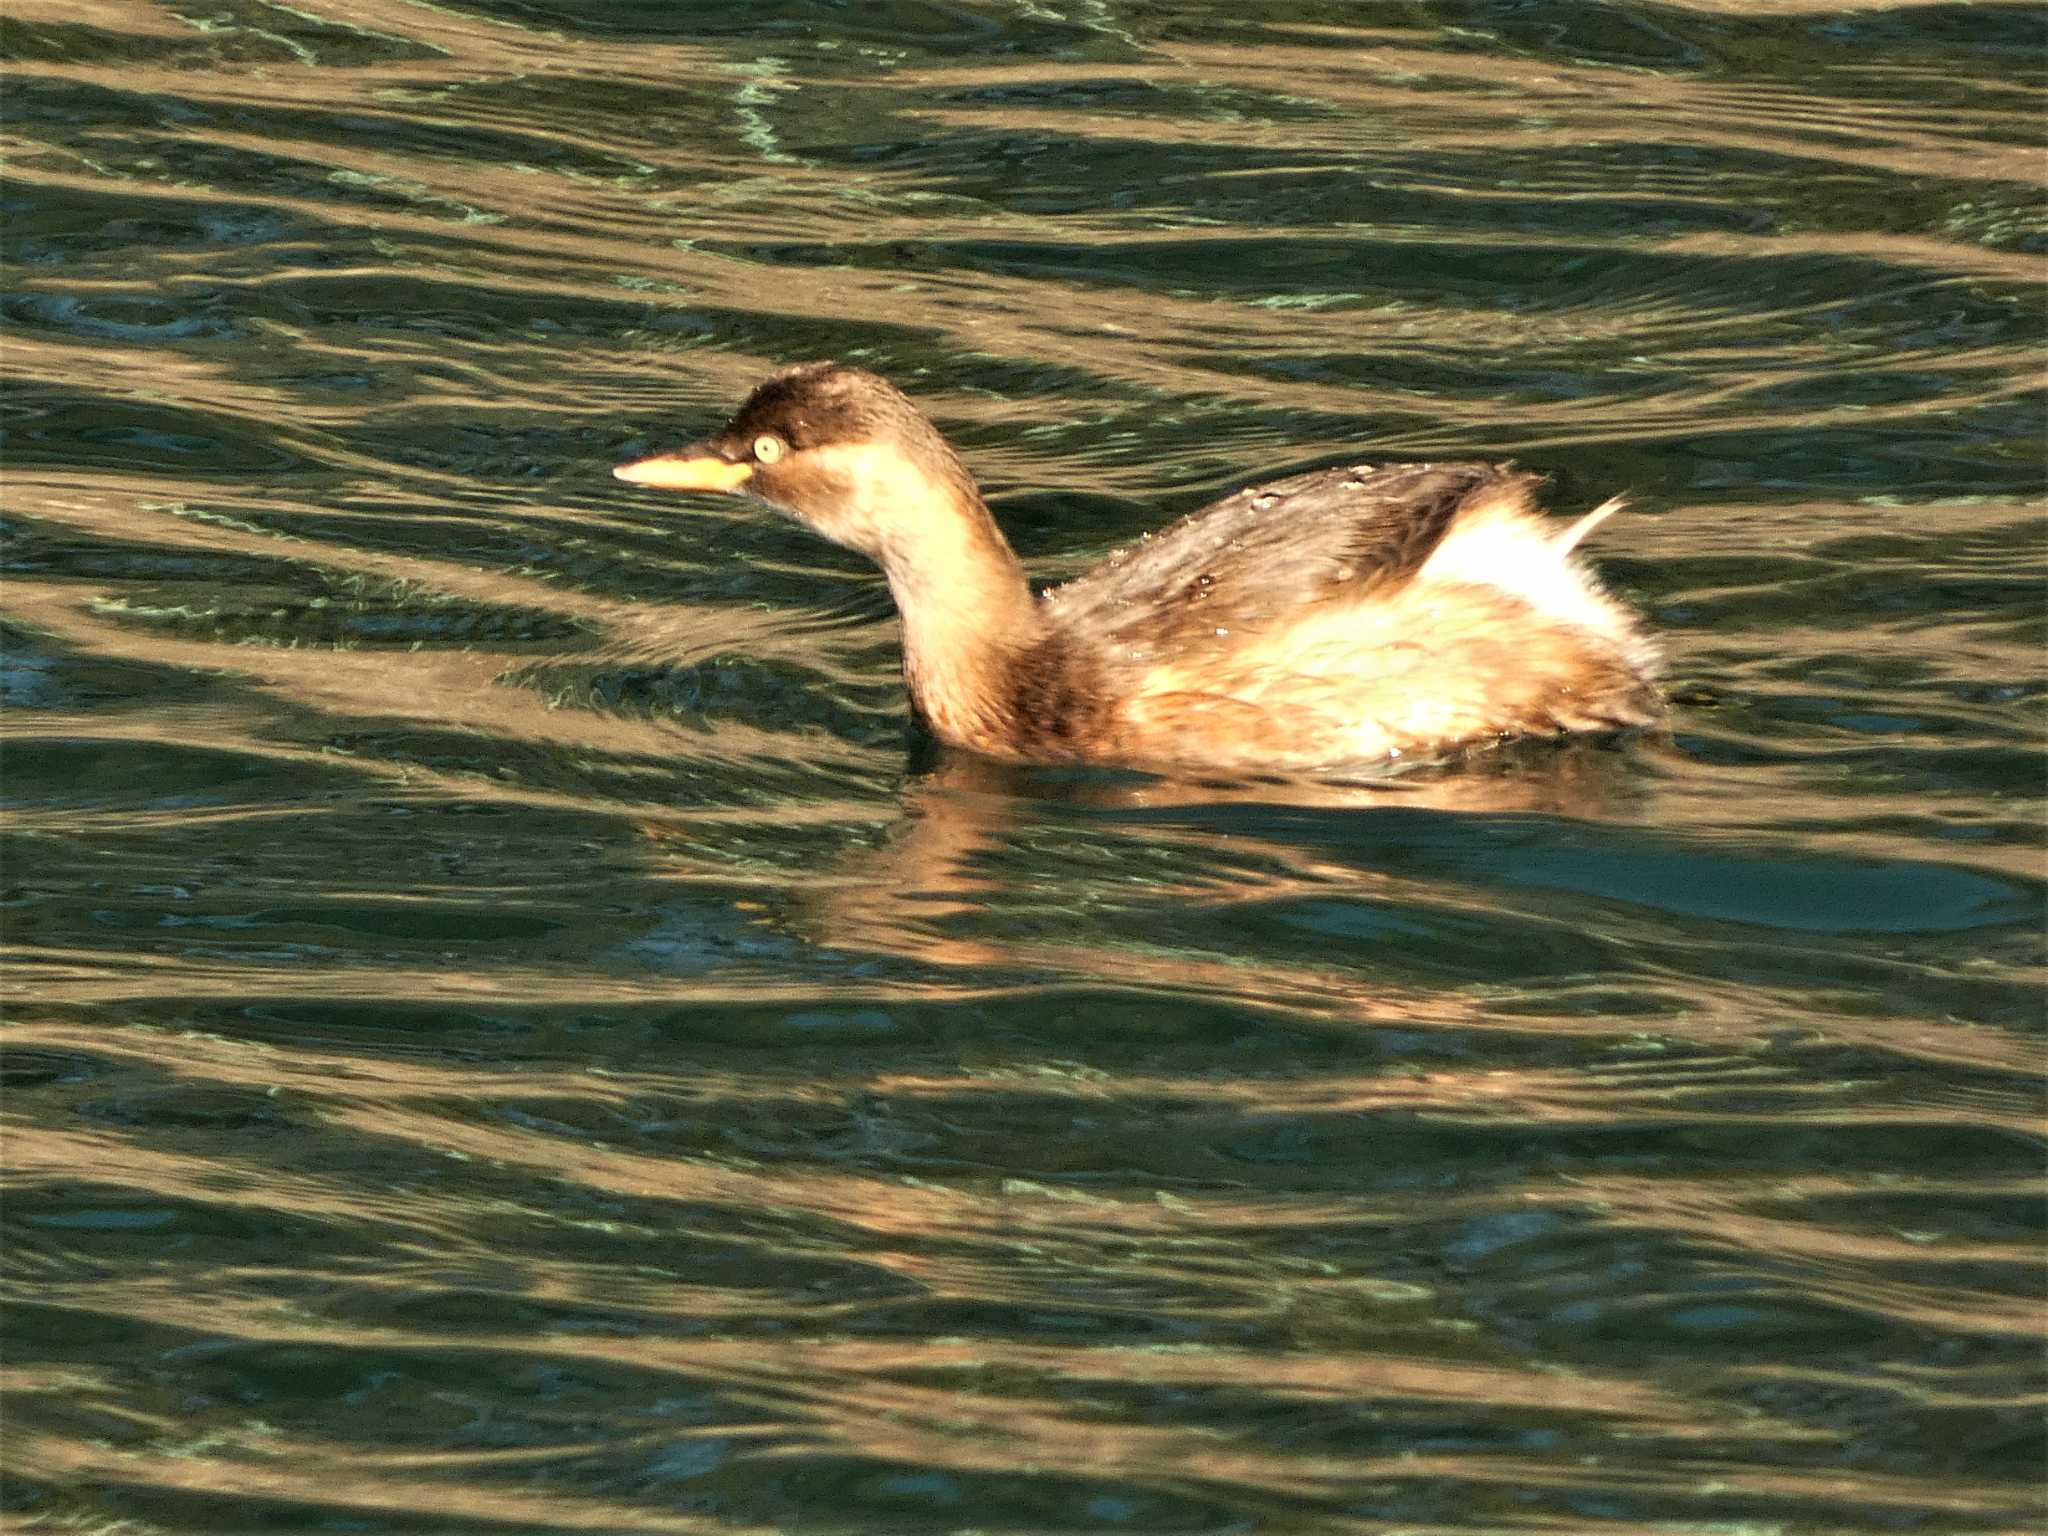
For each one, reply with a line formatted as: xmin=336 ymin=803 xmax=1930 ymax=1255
xmin=3 ymin=2 xmax=2043 ymax=1532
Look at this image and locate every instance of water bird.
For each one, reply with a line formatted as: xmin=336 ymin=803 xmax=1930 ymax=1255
xmin=614 ymin=363 xmax=1659 ymax=772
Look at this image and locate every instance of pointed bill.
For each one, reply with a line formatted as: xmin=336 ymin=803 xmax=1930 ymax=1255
xmin=613 ymin=452 xmax=753 ymax=492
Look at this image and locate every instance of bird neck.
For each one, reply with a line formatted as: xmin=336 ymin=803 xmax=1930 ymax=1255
xmin=877 ymin=494 xmax=1043 ymax=746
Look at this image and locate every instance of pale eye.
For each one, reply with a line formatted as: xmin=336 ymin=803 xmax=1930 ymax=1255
xmin=752 ymin=434 xmax=785 ymax=464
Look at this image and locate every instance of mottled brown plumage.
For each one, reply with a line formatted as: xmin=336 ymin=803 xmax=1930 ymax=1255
xmin=1048 ymin=461 xmax=1490 ymax=663
xmin=615 ymin=363 xmax=1660 ymax=771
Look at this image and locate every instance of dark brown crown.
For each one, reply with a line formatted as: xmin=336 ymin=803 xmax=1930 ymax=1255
xmin=720 ymin=362 xmax=936 ymax=455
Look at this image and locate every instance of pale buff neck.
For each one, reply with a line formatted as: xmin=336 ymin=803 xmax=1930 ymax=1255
xmin=877 ymin=495 xmax=1043 ymax=745
xmin=791 ymin=440 xmax=1046 ymax=744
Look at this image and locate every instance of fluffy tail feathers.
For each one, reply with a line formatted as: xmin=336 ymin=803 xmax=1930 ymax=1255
xmin=1556 ymin=495 xmax=1628 ymax=555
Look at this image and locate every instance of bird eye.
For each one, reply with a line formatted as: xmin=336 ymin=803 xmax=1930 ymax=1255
xmin=752 ymin=434 xmax=785 ymax=464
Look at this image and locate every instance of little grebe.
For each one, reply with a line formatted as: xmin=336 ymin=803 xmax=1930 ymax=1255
xmin=615 ymin=363 xmax=1660 ymax=771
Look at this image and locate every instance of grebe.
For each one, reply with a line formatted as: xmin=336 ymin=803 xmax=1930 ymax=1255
xmin=615 ymin=363 xmax=1659 ymax=772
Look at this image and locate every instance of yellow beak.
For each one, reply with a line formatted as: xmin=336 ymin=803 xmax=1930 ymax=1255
xmin=613 ymin=452 xmax=753 ymax=492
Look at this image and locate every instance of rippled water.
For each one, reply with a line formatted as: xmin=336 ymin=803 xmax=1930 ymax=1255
xmin=5 ymin=2 xmax=2043 ymax=1531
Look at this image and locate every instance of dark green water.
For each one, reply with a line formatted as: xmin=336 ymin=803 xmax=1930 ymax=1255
xmin=5 ymin=2 xmax=2043 ymax=1532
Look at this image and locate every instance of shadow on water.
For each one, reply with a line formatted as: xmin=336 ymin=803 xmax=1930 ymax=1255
xmin=3 ymin=0 xmax=2043 ymax=1531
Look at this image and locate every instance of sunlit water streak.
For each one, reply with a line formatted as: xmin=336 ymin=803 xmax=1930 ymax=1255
xmin=3 ymin=2 xmax=2042 ymax=1532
